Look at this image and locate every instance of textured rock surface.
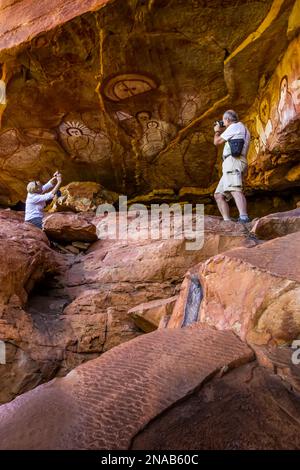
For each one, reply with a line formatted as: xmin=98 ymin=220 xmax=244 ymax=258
xmin=253 ymin=344 xmax=300 ymax=392
xmin=128 ymin=296 xmax=178 ymax=332
xmin=0 ymin=0 xmax=113 ymax=55
xmin=48 ymin=181 xmax=119 ymax=213
xmin=167 ymin=275 xmax=193 ymax=329
xmin=0 ymin=325 xmax=254 ymax=450
xmin=0 ymin=209 xmax=56 ymax=304
xmin=246 ymin=33 xmax=300 ymax=192
xmin=43 ymin=212 xmax=98 ymax=242
xmin=0 ymin=209 xmax=60 ymax=404
xmin=198 ymin=232 xmax=300 ymax=345
xmin=0 ymin=0 xmax=298 ymax=210
xmin=251 ymin=207 xmax=300 ymax=239
xmin=132 ymin=362 xmax=300 ymax=450
xmin=0 ymin=210 xmax=258 ymax=403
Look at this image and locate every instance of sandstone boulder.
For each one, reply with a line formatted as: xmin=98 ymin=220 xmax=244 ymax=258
xmin=49 ymin=181 xmax=119 ymax=213
xmin=128 ymin=296 xmax=178 ymax=333
xmin=253 ymin=344 xmax=300 ymax=392
xmin=198 ymin=231 xmax=300 ymax=345
xmin=251 ymin=207 xmax=300 ymax=240
xmin=43 ymin=212 xmax=97 ymax=242
xmin=132 ymin=362 xmax=300 ymax=450
xmin=0 ymin=209 xmax=60 ymax=403
xmin=0 ymin=211 xmax=259 ymax=404
xmin=0 ymin=325 xmax=253 ymax=450
xmin=0 ymin=209 xmax=57 ymax=305
xmin=167 ymin=275 xmax=193 ymax=329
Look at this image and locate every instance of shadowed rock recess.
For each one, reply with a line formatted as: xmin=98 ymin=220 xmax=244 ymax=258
xmin=0 ymin=0 xmax=300 ymax=450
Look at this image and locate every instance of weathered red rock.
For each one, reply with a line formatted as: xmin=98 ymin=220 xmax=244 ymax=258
xmin=0 ymin=209 xmax=56 ymax=304
xmin=128 ymin=296 xmax=178 ymax=332
xmin=0 ymin=0 xmax=298 ymax=211
xmin=132 ymin=363 xmax=300 ymax=450
xmin=0 ymin=0 xmax=113 ymax=55
xmin=1 ymin=210 xmax=258 ymax=404
xmin=251 ymin=207 xmax=300 ymax=240
xmin=198 ymin=231 xmax=300 ymax=345
xmin=0 ymin=209 xmax=60 ymax=403
xmin=167 ymin=275 xmax=192 ymax=329
xmin=43 ymin=212 xmax=97 ymax=242
xmin=0 ymin=325 xmax=253 ymax=450
xmin=253 ymin=344 xmax=300 ymax=392
xmin=49 ymin=181 xmax=119 ymax=213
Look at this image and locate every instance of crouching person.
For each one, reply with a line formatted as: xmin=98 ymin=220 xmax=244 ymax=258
xmin=25 ymin=173 xmax=62 ymax=229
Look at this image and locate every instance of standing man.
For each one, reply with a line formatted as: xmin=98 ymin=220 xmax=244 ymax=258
xmin=25 ymin=172 xmax=62 ymax=229
xmin=213 ymin=109 xmax=251 ymax=223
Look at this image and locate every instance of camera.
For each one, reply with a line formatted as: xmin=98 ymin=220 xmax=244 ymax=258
xmin=214 ymin=120 xmax=224 ymax=127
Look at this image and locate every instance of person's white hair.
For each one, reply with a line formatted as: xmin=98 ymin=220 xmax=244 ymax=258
xmin=223 ymin=110 xmax=239 ymax=123
xmin=27 ymin=181 xmax=38 ymax=194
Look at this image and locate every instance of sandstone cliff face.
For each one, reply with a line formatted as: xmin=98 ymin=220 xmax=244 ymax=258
xmin=0 ymin=0 xmax=299 ymax=213
xmin=0 ymin=1 xmax=300 ymax=450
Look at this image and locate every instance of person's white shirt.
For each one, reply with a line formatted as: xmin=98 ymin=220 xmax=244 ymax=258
xmin=221 ymin=122 xmax=250 ymax=163
xmin=25 ymin=182 xmax=54 ymax=221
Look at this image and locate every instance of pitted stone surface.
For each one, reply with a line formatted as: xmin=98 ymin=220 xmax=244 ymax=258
xmin=0 ymin=325 xmax=253 ymax=449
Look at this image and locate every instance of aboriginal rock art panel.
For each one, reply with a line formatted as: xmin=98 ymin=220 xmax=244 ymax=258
xmin=250 ymin=36 xmax=300 ymax=157
xmin=0 ymin=129 xmax=20 ymax=157
xmin=136 ymin=111 xmax=176 ymax=160
xmin=0 ymin=80 xmax=6 ymax=105
xmin=178 ymin=87 xmax=202 ymax=127
xmin=59 ymin=120 xmax=112 ymax=163
xmin=102 ymin=74 xmax=158 ymax=102
xmin=114 ymin=109 xmax=176 ymax=161
xmin=115 ymin=110 xmax=139 ymax=138
xmin=0 ymin=127 xmax=58 ymax=160
xmin=0 ymin=127 xmax=63 ymax=180
xmin=277 ymin=75 xmax=298 ymax=129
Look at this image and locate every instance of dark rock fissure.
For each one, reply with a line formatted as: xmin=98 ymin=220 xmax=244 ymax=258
xmin=181 ymin=275 xmax=203 ymax=327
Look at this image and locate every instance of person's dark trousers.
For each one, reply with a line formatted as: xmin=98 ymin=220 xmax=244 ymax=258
xmin=26 ymin=217 xmax=43 ymax=229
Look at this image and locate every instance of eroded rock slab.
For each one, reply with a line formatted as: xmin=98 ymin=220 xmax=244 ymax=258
xmin=198 ymin=231 xmax=300 ymax=345
xmin=0 ymin=210 xmax=257 ymax=404
xmin=128 ymin=296 xmax=178 ymax=332
xmin=251 ymin=207 xmax=300 ymax=240
xmin=132 ymin=362 xmax=300 ymax=450
xmin=49 ymin=181 xmax=119 ymax=213
xmin=0 ymin=325 xmax=253 ymax=450
xmin=43 ymin=212 xmax=97 ymax=242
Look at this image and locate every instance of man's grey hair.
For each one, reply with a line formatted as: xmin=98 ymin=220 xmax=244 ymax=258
xmin=223 ymin=110 xmax=239 ymax=122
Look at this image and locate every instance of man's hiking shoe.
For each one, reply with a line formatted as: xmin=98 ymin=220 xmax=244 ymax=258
xmin=237 ymin=216 xmax=251 ymax=223
xmin=223 ymin=217 xmax=236 ymax=222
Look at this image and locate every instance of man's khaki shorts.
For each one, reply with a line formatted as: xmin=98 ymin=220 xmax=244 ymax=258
xmin=215 ymin=156 xmax=247 ymax=201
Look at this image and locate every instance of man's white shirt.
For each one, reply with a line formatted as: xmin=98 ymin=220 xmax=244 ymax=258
xmin=221 ymin=122 xmax=250 ymax=163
